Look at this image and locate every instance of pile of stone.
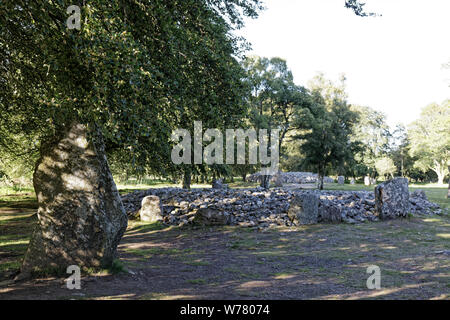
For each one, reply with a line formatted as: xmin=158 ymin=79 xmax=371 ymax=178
xmin=247 ymin=172 xmax=335 ymax=184
xmin=409 ymin=190 xmax=442 ymax=215
xmin=121 ymin=179 xmax=444 ymax=229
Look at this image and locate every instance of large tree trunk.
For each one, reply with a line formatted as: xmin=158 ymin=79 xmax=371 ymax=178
xmin=18 ymin=122 xmax=128 ymax=279
xmin=437 ymin=172 xmax=445 ymax=185
xmin=433 ymin=161 xmax=447 ymax=185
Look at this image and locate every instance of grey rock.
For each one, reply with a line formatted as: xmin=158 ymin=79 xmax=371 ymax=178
xmin=288 ymin=193 xmax=319 ymax=225
xmin=139 ymin=196 xmax=163 ymax=223
xmin=318 ymin=202 xmax=342 ymax=223
xmin=19 ymin=123 xmax=127 ymax=278
xmin=193 ymin=207 xmax=230 ymax=226
xmin=411 ymin=190 xmax=427 ymax=200
xmin=338 ymin=176 xmax=345 ymax=185
xmin=375 ymin=178 xmax=410 ymax=220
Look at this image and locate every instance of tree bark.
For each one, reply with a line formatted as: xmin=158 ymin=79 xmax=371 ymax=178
xmin=182 ymin=168 xmax=191 ymax=189
xmin=19 ymin=122 xmax=127 ymax=279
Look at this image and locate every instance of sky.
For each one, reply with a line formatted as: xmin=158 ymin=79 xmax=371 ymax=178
xmin=237 ymin=0 xmax=450 ymax=127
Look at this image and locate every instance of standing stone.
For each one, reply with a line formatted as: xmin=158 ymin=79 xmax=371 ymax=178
xmin=338 ymin=176 xmax=345 ymax=185
xmin=212 ymin=178 xmax=226 ymax=189
xmin=350 ymin=178 xmax=356 ymax=185
xmin=139 ymin=196 xmax=163 ymax=222
xmin=193 ymin=207 xmax=229 ymax=226
xmin=288 ymin=193 xmax=319 ymax=225
xmin=19 ymin=123 xmax=128 ymax=278
xmin=375 ymin=178 xmax=410 ymax=220
xmin=318 ymin=202 xmax=342 ymax=223
xmin=272 ymin=173 xmax=284 ymax=188
xmin=259 ymin=175 xmax=271 ymax=189
xmin=364 ymin=176 xmax=371 ymax=186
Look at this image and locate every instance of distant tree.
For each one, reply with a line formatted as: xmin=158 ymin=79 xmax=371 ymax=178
xmin=293 ymin=74 xmax=358 ymax=190
xmin=350 ymin=105 xmax=391 ymax=179
xmin=375 ymin=157 xmax=396 ymax=180
xmin=242 ymin=56 xmax=308 ymax=187
xmin=408 ymin=101 xmax=450 ymax=185
xmin=389 ymin=124 xmax=417 ymax=178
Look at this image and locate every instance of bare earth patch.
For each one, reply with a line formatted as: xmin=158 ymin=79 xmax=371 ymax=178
xmin=1 ymin=198 xmax=449 ymax=300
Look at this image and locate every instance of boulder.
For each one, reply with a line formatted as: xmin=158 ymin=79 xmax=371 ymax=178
xmin=212 ymin=179 xmax=227 ymax=189
xmin=139 ymin=196 xmax=163 ymax=222
xmin=318 ymin=202 xmax=342 ymax=223
xmin=288 ymin=193 xmax=319 ymax=225
xmin=375 ymin=178 xmax=410 ymax=220
xmin=193 ymin=207 xmax=230 ymax=226
xmin=338 ymin=176 xmax=345 ymax=185
xmin=272 ymin=173 xmax=284 ymax=188
xmin=19 ymin=123 xmax=127 ymax=278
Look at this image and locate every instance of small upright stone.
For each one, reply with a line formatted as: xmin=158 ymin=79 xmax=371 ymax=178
xmin=288 ymin=193 xmax=319 ymax=225
xmin=272 ymin=173 xmax=284 ymax=188
xmin=212 ymin=179 xmax=226 ymax=189
xmin=364 ymin=176 xmax=371 ymax=186
xmin=375 ymin=178 xmax=410 ymax=220
xmin=139 ymin=195 xmax=163 ymax=222
xmin=338 ymin=176 xmax=345 ymax=185
xmin=350 ymin=178 xmax=356 ymax=185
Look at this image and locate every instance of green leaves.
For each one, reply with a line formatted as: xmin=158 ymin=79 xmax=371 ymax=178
xmin=0 ymin=0 xmax=263 ymax=178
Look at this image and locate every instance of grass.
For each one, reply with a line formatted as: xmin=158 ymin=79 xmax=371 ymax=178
xmin=186 ymin=278 xmax=207 ymax=285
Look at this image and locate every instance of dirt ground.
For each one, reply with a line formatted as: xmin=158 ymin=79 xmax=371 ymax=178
xmin=1 ymin=197 xmax=449 ymax=300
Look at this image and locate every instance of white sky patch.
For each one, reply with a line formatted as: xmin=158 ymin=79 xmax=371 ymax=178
xmin=237 ymin=0 xmax=450 ymax=127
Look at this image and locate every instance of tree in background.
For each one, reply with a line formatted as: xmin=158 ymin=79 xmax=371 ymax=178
xmin=375 ymin=157 xmax=396 ymax=180
xmin=349 ymin=105 xmax=391 ymax=181
xmin=408 ymin=101 xmax=450 ymax=185
xmin=293 ymin=74 xmax=358 ymax=189
xmin=241 ymin=56 xmax=308 ymax=187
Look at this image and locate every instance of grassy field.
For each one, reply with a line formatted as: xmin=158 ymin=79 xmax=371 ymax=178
xmin=0 ymin=181 xmax=448 ymax=299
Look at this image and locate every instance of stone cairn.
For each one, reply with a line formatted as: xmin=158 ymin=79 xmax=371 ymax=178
xmin=248 ymin=172 xmax=334 ymax=184
xmin=122 ymin=178 xmax=444 ymax=229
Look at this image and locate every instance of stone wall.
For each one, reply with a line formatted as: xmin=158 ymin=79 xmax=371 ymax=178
xmin=122 ymin=187 xmax=444 ymax=229
xmin=247 ymin=172 xmax=334 ymax=184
